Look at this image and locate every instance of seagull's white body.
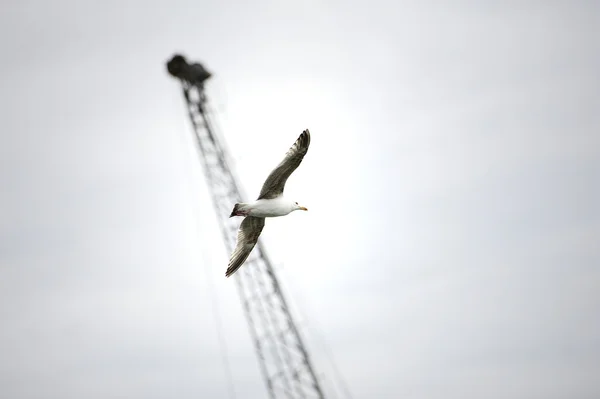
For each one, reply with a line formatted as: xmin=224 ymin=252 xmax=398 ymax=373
xmin=236 ymin=198 xmax=299 ymax=218
xmin=225 ymin=129 xmax=311 ymax=278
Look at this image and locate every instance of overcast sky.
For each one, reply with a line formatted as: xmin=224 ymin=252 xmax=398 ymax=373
xmin=1 ymin=1 xmax=599 ymax=398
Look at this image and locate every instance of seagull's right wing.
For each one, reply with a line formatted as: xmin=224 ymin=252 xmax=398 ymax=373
xmin=225 ymin=216 xmax=265 ymax=277
xmin=257 ymin=129 xmax=311 ymax=200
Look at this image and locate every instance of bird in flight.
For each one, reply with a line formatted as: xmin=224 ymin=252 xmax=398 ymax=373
xmin=225 ymin=129 xmax=311 ymax=277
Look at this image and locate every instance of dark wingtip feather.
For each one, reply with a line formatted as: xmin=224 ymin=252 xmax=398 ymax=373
xmin=225 ymin=263 xmax=239 ymax=277
xmin=299 ymin=129 xmax=311 ymax=149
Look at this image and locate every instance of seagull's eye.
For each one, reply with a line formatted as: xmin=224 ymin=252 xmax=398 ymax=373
xmin=295 ymin=202 xmax=298 ymax=205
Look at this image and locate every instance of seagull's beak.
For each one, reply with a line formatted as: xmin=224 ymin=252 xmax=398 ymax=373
xmin=299 ymin=206 xmax=308 ymax=211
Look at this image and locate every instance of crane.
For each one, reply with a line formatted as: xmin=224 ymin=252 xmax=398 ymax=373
xmin=166 ymin=54 xmax=327 ymax=399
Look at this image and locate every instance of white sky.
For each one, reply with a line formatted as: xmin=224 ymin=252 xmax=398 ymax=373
xmin=1 ymin=1 xmax=599 ymax=398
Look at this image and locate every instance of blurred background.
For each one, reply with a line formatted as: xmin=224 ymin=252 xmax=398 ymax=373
xmin=0 ymin=1 xmax=598 ymax=398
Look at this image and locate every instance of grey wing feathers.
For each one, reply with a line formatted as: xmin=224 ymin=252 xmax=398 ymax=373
xmin=257 ymin=129 xmax=311 ymax=200
xmin=225 ymin=216 xmax=265 ymax=277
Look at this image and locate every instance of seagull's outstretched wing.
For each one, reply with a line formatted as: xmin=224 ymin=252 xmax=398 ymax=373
xmin=225 ymin=216 xmax=265 ymax=277
xmin=257 ymin=129 xmax=311 ymax=200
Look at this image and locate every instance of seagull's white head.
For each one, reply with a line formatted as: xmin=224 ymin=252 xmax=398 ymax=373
xmin=294 ymin=201 xmax=308 ymax=212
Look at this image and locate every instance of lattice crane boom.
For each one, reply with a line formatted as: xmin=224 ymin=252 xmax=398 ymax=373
xmin=166 ymin=54 xmax=326 ymax=399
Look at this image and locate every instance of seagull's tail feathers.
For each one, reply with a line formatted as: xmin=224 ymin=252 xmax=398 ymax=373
xmin=229 ymin=203 xmax=243 ymax=218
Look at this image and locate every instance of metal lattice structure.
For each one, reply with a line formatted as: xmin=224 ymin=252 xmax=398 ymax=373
xmin=167 ymin=54 xmax=326 ymax=399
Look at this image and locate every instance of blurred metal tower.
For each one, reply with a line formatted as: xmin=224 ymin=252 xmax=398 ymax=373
xmin=166 ymin=54 xmax=326 ymax=399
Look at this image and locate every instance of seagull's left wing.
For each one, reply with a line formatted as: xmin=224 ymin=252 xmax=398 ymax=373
xmin=257 ymin=129 xmax=311 ymax=200
xmin=225 ymin=216 xmax=265 ymax=277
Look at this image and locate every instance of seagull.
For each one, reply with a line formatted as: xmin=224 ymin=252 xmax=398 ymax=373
xmin=225 ymin=129 xmax=311 ymax=278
